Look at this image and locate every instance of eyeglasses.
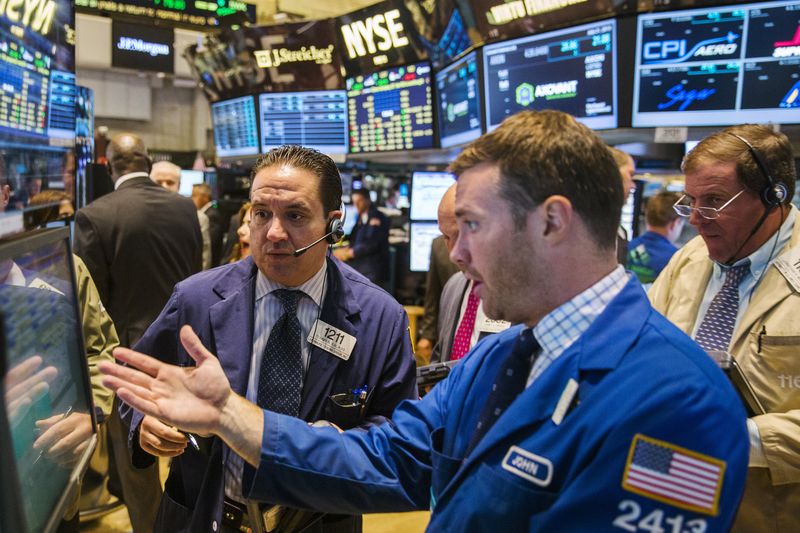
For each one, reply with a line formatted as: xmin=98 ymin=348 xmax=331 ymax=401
xmin=672 ymin=189 xmax=746 ymax=220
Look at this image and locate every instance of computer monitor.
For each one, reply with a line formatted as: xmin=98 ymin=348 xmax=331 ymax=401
xmin=437 ymin=50 xmax=483 ymax=148
xmin=410 ymin=171 xmax=456 ymax=221
xmin=410 ymin=221 xmax=442 ymax=272
xmin=178 ymin=170 xmax=205 ymax=197
xmin=346 ymin=62 xmax=435 ymax=153
xmin=632 ymin=0 xmax=800 ymax=127
xmin=211 ymin=96 xmax=260 ymax=158
xmin=483 ymin=19 xmax=618 ymax=131
xmin=0 ymin=228 xmax=96 ymax=533
xmin=259 ymin=90 xmax=348 ymax=154
xmin=342 ymin=204 xmax=358 ymax=236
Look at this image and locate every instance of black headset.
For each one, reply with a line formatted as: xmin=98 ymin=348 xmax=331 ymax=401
xmin=324 ymin=202 xmax=346 ymax=244
xmin=727 ymin=132 xmax=788 ymax=207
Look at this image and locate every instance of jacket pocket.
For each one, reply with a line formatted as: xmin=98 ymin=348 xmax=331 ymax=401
xmin=154 ymin=489 xmax=192 ymax=533
xmin=748 ymin=332 xmax=800 ymax=412
xmin=429 ymin=427 xmax=462 ymax=507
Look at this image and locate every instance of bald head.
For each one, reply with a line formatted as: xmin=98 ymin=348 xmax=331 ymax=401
xmin=438 ymin=183 xmax=458 ymax=253
xmin=151 ymin=160 xmax=181 ymax=193
xmin=107 ymin=133 xmax=149 ymax=182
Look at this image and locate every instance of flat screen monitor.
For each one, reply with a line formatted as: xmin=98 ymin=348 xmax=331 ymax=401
xmin=483 ymin=19 xmax=618 ymax=132
xmin=179 ymin=170 xmax=205 ymax=197
xmin=436 ymin=50 xmax=483 ymax=148
xmin=342 ymin=204 xmax=358 ymax=236
xmin=259 ymin=90 xmax=348 ymax=154
xmin=346 ymin=62 xmax=435 ymax=153
xmin=410 ymin=221 xmax=442 ymax=272
xmin=633 ymin=0 xmax=800 ymax=127
xmin=410 ymin=171 xmax=456 ymax=220
xmin=0 ymin=228 xmax=96 ymax=533
xmin=111 ymin=21 xmax=174 ymax=74
xmin=211 ymin=96 xmax=259 ymax=158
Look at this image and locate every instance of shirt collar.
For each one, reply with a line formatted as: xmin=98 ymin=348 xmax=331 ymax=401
xmin=712 ymin=205 xmax=797 ymax=280
xmin=255 ymin=260 xmax=327 ymax=308
xmin=533 ymin=265 xmax=629 ymax=359
xmin=199 ymin=202 xmax=212 ymax=214
xmin=114 ymin=171 xmax=150 ymax=190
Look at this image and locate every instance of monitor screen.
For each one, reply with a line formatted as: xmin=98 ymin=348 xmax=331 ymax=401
xmin=111 ymin=21 xmax=175 ymax=74
xmin=410 ymin=171 xmax=456 ymax=220
xmin=211 ymin=96 xmax=259 ymax=158
xmin=633 ymin=0 xmax=800 ymax=127
xmin=178 ymin=170 xmax=204 ymax=197
xmin=259 ymin=90 xmax=348 ymax=155
xmin=483 ymin=19 xmax=618 ymax=132
xmin=346 ymin=62 xmax=435 ymax=153
xmin=437 ymin=50 xmax=483 ymax=148
xmin=410 ymin=221 xmax=442 ymax=272
xmin=342 ymin=203 xmax=358 ymax=236
xmin=0 ymin=228 xmax=95 ymax=533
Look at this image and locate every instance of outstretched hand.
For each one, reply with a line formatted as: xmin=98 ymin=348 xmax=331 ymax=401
xmin=100 ymin=325 xmax=232 ymax=436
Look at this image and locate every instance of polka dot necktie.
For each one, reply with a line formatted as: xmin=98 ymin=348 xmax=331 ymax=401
xmin=450 ymin=285 xmax=481 ymax=361
xmin=257 ymin=289 xmax=303 ymax=416
xmin=466 ymin=328 xmax=539 ymax=455
xmin=695 ymin=261 xmax=751 ymax=352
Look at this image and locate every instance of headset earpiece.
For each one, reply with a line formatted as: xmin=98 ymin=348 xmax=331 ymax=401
xmin=325 ymin=202 xmax=346 ymax=244
xmin=727 ymin=132 xmax=788 ymax=207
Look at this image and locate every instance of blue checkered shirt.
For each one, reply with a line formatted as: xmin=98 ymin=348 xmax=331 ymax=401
xmin=528 ymin=265 xmax=629 ymax=387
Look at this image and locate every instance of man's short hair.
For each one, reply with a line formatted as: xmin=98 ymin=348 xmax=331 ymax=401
xmin=683 ymin=124 xmax=796 ymax=204
xmin=193 ymin=183 xmax=212 ymax=197
xmin=608 ymin=146 xmax=633 ymax=168
xmin=645 ymin=191 xmax=681 ymax=227
xmin=251 ymin=146 xmax=342 ymax=214
xmin=151 ymin=160 xmax=181 ymax=177
xmin=351 ymin=189 xmax=371 ymax=202
xmin=450 ymin=110 xmax=624 ymax=249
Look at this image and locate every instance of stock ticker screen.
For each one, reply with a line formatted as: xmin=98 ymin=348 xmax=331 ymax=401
xmin=346 ymin=62 xmax=434 ymax=153
xmin=633 ymin=0 xmax=800 ymax=126
xmin=482 ymin=20 xmax=617 ymax=131
xmin=436 ymin=50 xmax=483 ymax=148
xmin=0 ymin=1 xmax=75 ymax=145
xmin=211 ymin=96 xmax=259 ymax=158
xmin=259 ymin=91 xmax=348 ymax=155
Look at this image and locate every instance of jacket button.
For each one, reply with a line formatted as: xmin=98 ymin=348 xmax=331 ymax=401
xmin=212 ymin=520 xmax=218 ymax=531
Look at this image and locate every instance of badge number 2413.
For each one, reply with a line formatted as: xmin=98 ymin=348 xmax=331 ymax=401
xmin=613 ymin=500 xmax=706 ymax=533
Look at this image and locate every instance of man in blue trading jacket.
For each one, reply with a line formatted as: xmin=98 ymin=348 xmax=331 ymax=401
xmin=103 ymin=111 xmax=749 ymax=531
xmin=333 ymin=189 xmax=390 ymax=285
xmin=120 ymin=146 xmax=417 ymax=533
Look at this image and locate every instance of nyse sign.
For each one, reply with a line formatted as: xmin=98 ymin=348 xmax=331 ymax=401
xmin=340 ymin=8 xmax=409 ymax=61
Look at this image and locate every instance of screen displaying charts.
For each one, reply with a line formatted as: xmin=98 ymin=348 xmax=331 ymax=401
xmin=633 ymin=0 xmax=800 ymax=126
xmin=346 ymin=62 xmax=434 ymax=153
xmin=483 ymin=19 xmax=617 ymax=131
xmin=211 ymin=96 xmax=259 ymax=158
xmin=437 ymin=50 xmax=483 ymax=148
xmin=259 ymin=91 xmax=348 ymax=154
xmin=410 ymin=221 xmax=442 ymax=272
xmin=410 ymin=171 xmax=456 ymax=220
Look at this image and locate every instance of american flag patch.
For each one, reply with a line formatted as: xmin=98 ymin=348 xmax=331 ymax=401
xmin=621 ymin=434 xmax=725 ymax=516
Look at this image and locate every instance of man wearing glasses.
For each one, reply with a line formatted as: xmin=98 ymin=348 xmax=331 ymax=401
xmin=650 ymin=124 xmax=800 ymax=532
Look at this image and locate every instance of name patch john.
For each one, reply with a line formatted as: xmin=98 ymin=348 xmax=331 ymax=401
xmin=501 ymin=446 xmax=553 ymax=487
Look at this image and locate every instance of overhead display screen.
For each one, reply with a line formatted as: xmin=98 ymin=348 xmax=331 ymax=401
xmin=633 ymin=0 xmax=800 ymax=126
xmin=112 ymin=21 xmax=174 ymax=74
xmin=437 ymin=50 xmax=483 ymax=148
xmin=347 ymin=62 xmax=434 ymax=153
xmin=410 ymin=171 xmax=456 ymax=220
xmin=483 ymin=19 xmax=617 ymax=131
xmin=259 ymin=91 xmax=348 ymax=154
xmin=211 ymin=96 xmax=259 ymax=158
xmin=75 ymin=0 xmax=257 ymax=29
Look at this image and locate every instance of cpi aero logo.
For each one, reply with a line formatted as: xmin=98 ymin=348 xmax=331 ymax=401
xmin=643 ymin=32 xmax=739 ymax=64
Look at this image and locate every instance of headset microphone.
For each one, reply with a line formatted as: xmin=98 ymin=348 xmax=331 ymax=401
xmin=292 ymin=203 xmax=347 ymax=257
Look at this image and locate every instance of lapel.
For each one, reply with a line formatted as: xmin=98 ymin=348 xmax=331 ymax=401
xmin=442 ymin=278 xmax=651 ymax=498
xmin=731 ymin=221 xmax=800 ymax=350
xmin=208 ymin=258 xmax=258 ymax=396
xmin=668 ymin=246 xmax=714 ymax=335
xmin=298 ymin=257 xmax=361 ymax=420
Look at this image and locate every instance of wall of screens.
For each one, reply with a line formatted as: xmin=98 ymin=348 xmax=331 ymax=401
xmin=633 ymin=0 xmax=800 ymax=126
xmin=259 ymin=91 xmax=348 ymax=155
xmin=436 ymin=50 xmax=483 ymax=148
xmin=346 ymin=62 xmax=434 ymax=153
xmin=211 ymin=96 xmax=259 ymax=158
xmin=483 ymin=19 xmax=618 ymax=131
